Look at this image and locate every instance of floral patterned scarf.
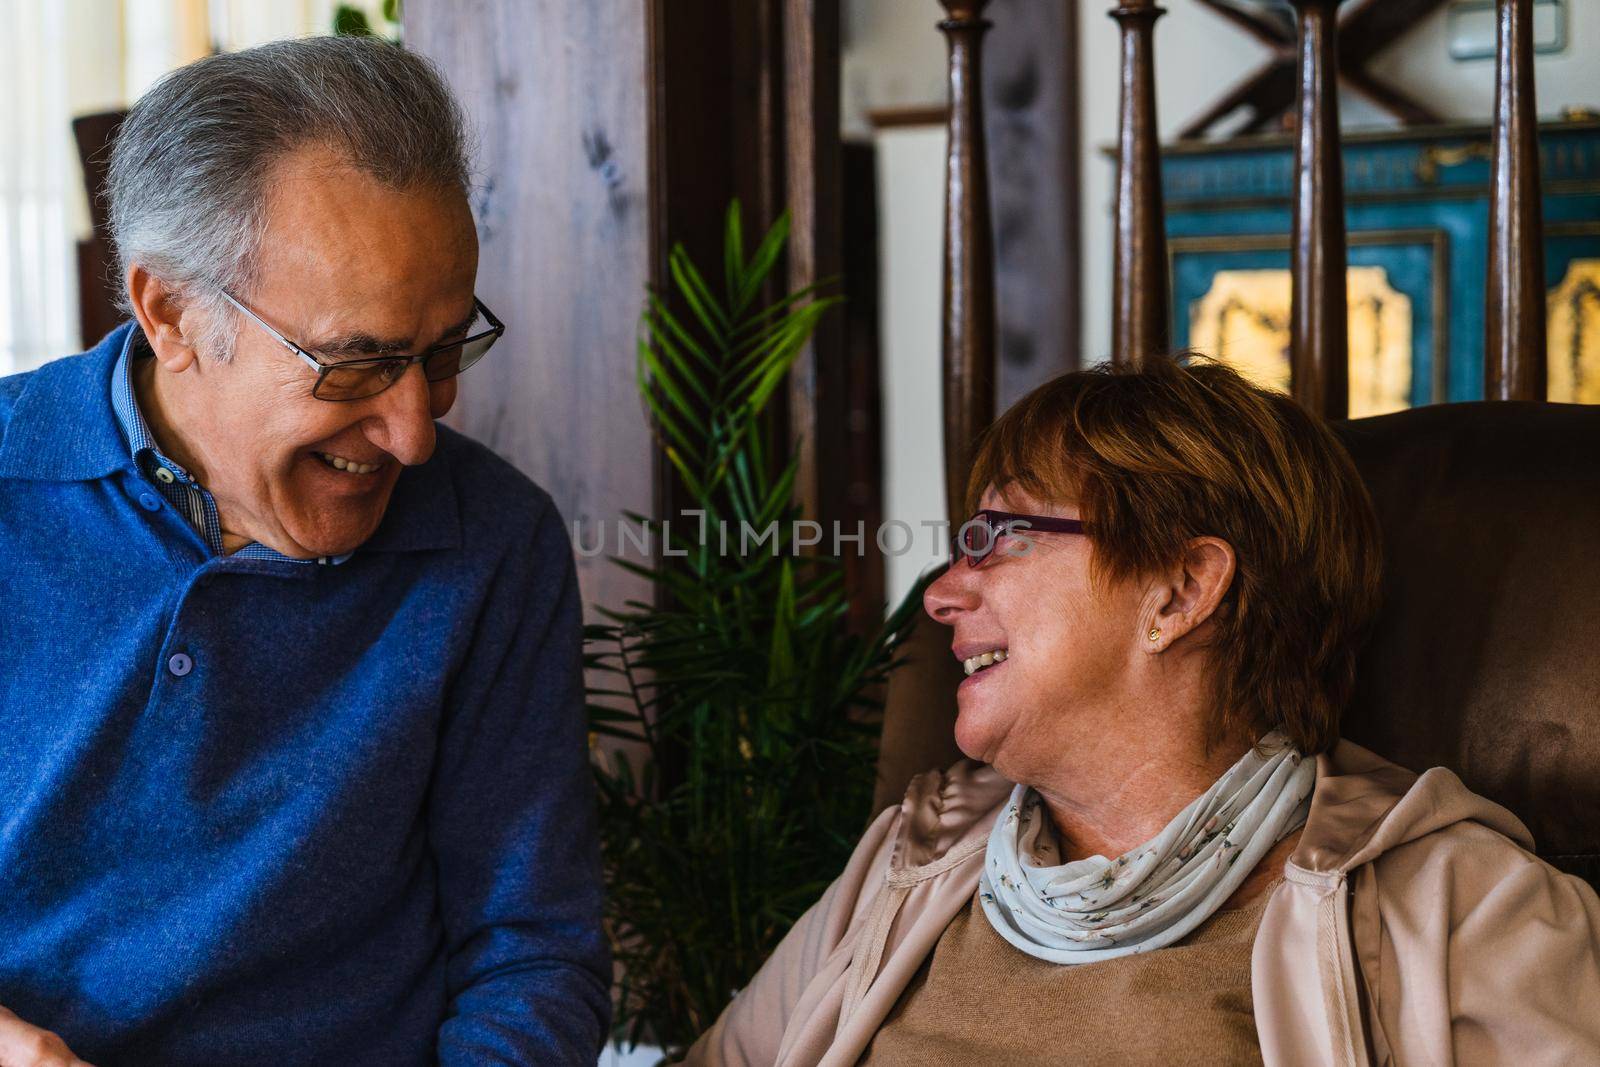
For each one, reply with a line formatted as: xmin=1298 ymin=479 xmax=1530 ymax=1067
xmin=978 ymin=730 xmax=1315 ymax=964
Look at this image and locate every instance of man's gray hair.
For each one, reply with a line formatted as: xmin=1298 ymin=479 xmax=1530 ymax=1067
xmin=106 ymin=35 xmax=471 ymax=360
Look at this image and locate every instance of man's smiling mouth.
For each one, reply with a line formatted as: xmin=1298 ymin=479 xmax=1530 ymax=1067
xmin=313 ymin=451 xmax=383 ymax=475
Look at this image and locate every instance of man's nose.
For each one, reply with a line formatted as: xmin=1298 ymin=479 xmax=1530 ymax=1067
xmin=364 ymin=364 xmax=438 ymax=466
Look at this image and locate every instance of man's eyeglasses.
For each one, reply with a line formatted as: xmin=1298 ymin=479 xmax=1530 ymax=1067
xmin=951 ymin=509 xmax=1087 ymax=567
xmin=219 ymin=290 xmax=504 ymax=402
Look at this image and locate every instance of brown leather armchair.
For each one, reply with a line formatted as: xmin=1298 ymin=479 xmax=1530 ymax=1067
xmin=873 ymin=401 xmax=1600 ymax=891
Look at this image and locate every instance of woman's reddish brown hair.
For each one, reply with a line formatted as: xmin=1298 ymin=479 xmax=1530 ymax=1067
xmin=966 ymin=355 xmax=1383 ymax=755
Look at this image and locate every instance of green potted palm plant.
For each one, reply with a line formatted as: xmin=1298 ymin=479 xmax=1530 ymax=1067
xmin=586 ymin=203 xmax=925 ymax=1060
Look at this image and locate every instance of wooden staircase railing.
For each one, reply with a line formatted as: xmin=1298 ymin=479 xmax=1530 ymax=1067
xmin=1485 ymin=0 xmax=1548 ymax=401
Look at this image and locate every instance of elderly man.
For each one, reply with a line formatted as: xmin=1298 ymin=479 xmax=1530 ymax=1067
xmin=0 ymin=36 xmax=608 ymax=1067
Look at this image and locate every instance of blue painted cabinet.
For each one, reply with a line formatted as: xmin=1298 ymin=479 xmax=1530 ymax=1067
xmin=1155 ymin=119 xmax=1600 ymax=410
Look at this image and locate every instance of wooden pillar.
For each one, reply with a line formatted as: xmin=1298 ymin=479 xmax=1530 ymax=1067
xmin=1287 ymin=0 xmax=1349 ymax=420
xmin=1485 ymin=0 xmax=1547 ymax=401
xmin=939 ymin=0 xmax=998 ymax=521
xmin=648 ymin=1 xmax=784 ymax=318
xmin=839 ymin=143 xmax=886 ymax=633
xmin=1109 ymin=1 xmax=1169 ymax=368
xmin=784 ymin=0 xmax=844 ymax=526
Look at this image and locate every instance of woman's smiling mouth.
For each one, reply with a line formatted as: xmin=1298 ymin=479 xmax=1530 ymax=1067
xmin=962 ymin=648 xmax=1008 ymax=676
xmin=953 ymin=641 xmax=1011 ymax=690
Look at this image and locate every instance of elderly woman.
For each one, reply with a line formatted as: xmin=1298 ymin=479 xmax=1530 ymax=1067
xmin=686 ymin=356 xmax=1600 ymax=1066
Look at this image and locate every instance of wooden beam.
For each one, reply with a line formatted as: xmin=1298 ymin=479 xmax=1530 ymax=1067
xmin=1109 ymin=0 xmax=1169 ymax=368
xmin=1340 ymin=65 xmax=1443 ymax=128
xmin=938 ymin=0 xmax=998 ymax=520
xmin=1175 ymin=58 xmax=1294 ymax=140
xmin=867 ymin=105 xmax=949 ymax=129
xmin=1287 ymin=0 xmax=1349 ymax=419
xmin=1485 ymin=0 xmax=1547 ymax=401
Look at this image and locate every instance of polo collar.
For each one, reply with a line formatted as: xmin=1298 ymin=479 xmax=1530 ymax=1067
xmin=0 ymin=322 xmax=133 ymax=482
xmin=109 ymin=325 xmax=172 ymax=467
xmin=0 ymin=321 xmax=461 ymax=554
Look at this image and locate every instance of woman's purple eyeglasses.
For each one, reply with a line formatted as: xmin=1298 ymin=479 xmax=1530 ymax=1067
xmin=951 ymin=509 xmax=1087 ymax=567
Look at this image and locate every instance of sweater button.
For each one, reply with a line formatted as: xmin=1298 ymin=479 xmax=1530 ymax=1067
xmin=167 ymin=653 xmax=193 ymax=677
xmin=137 ymin=491 xmax=162 ymax=512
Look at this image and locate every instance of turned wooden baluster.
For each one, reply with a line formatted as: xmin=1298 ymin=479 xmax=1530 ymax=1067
xmin=1485 ymin=0 xmax=1547 ymax=400
xmin=1110 ymin=0 xmax=1169 ymax=367
xmin=1287 ymin=0 xmax=1349 ymax=420
xmin=938 ymin=0 xmax=998 ymax=520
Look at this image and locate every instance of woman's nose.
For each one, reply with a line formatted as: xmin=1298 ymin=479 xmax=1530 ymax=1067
xmin=924 ymin=562 xmax=980 ymax=622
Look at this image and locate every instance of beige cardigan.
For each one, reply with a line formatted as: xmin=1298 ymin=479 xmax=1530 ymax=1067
xmin=685 ymin=741 xmax=1600 ymax=1066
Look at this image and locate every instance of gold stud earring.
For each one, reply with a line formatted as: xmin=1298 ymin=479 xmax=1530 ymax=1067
xmin=1148 ymin=628 xmax=1161 ymax=642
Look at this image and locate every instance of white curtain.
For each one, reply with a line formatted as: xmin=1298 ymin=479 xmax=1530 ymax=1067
xmin=0 ymin=2 xmax=76 ymax=375
xmin=0 ymin=0 xmax=359 ymax=377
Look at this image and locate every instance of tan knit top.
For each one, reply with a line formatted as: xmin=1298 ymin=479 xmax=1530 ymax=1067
xmin=858 ymin=879 xmax=1278 ymax=1066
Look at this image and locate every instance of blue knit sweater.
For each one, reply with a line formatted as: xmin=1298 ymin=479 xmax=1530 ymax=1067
xmin=0 ymin=324 xmax=609 ymax=1065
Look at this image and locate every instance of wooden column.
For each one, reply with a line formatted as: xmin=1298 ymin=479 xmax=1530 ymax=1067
xmin=1109 ymin=1 xmax=1169 ymax=368
xmin=648 ymin=1 xmax=784 ymax=321
xmin=1485 ymin=0 xmax=1547 ymax=401
xmin=784 ymin=0 xmax=844 ymax=526
xmin=939 ymin=0 xmax=998 ymax=521
xmin=647 ymin=0 xmax=794 ymax=572
xmin=1287 ymin=0 xmax=1349 ymax=419
xmin=840 ymin=143 xmax=886 ymax=633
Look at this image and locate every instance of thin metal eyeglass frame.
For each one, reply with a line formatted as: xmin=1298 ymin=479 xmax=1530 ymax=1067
xmin=951 ymin=509 xmax=1087 ymax=567
xmin=217 ymin=289 xmax=505 ymax=401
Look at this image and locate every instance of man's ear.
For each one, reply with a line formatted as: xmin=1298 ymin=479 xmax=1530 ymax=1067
xmin=126 ymin=265 xmax=201 ymax=373
xmin=1142 ymin=537 xmax=1236 ymax=652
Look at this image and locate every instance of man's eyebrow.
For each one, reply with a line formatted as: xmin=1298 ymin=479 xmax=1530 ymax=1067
xmin=310 ymin=331 xmax=410 ymax=357
xmin=307 ymin=308 xmax=480 ymax=358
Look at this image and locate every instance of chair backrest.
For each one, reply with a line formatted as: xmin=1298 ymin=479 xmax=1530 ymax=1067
xmin=72 ymin=109 xmax=127 ymax=347
xmin=1336 ymin=401 xmax=1600 ymax=886
xmin=874 ymin=400 xmax=1600 ymax=890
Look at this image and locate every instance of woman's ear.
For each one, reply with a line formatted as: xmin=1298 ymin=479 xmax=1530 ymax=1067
xmin=126 ymin=265 xmax=200 ymax=373
xmin=1143 ymin=537 xmax=1237 ymax=652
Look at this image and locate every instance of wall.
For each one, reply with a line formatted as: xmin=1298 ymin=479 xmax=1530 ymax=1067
xmin=1076 ymin=0 xmax=1600 ymax=363
xmin=406 ymin=1 xmax=655 ymax=627
xmin=841 ymin=1 xmax=947 ymax=138
xmin=876 ymin=124 xmax=950 ymax=608
xmin=1369 ymin=0 xmax=1600 ymax=121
